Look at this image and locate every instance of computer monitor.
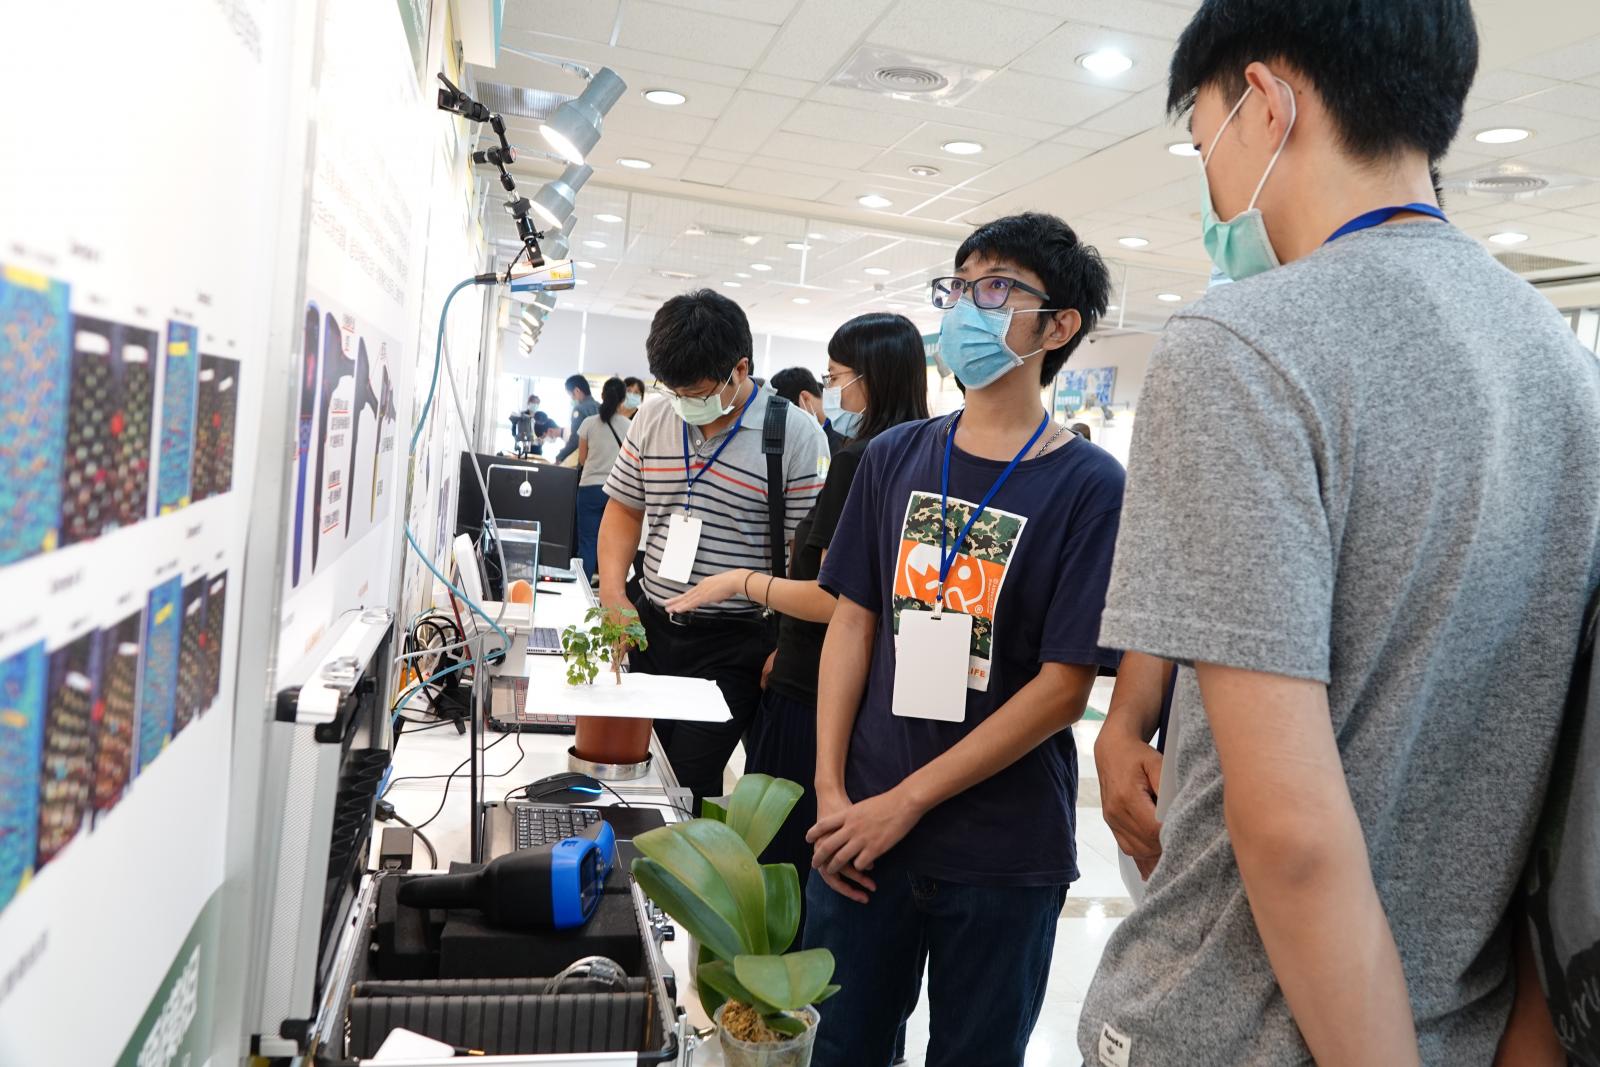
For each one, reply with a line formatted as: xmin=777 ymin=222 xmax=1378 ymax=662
xmin=455 ymin=451 xmax=578 ymax=569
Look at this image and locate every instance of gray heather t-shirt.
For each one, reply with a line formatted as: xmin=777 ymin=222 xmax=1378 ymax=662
xmin=1080 ymin=223 xmax=1600 ymax=1066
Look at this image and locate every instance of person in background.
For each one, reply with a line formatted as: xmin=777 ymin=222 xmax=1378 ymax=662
xmin=622 ymin=376 xmax=646 ymax=415
xmin=554 ymin=374 xmax=598 ymax=463
xmin=523 ymin=393 xmax=542 ymax=417
xmin=664 ymin=312 xmax=929 ymax=885
xmin=1071 ymin=421 xmax=1092 ymax=441
xmin=804 ymin=213 xmax=1124 ymax=1067
xmin=771 ymin=366 xmax=848 ymax=454
xmin=574 ymin=377 xmax=631 ymax=581
xmin=1081 ymin=2 xmax=1600 ymax=1065
xmin=598 ymin=289 xmax=829 ymax=803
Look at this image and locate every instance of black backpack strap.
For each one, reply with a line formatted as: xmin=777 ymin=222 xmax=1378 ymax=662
xmin=762 ymin=396 xmax=789 ymax=579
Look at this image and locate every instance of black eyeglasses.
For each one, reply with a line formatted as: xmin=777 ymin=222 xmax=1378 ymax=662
xmin=930 ymin=275 xmax=1053 ymax=311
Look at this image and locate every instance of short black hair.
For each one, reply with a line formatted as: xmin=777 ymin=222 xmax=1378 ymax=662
xmin=769 ymin=367 xmax=822 ymax=406
xmin=955 ymin=213 xmax=1110 ymax=384
xmin=829 ymin=313 xmax=929 ymax=441
xmin=1168 ymin=0 xmax=1477 ymax=162
xmin=646 ymin=289 xmax=754 ymax=388
xmin=623 ymin=376 xmax=645 ymax=393
xmin=565 ymin=374 xmax=592 ymax=397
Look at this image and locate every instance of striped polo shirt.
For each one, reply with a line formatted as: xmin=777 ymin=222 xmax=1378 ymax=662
xmin=605 ymin=387 xmax=830 ymax=616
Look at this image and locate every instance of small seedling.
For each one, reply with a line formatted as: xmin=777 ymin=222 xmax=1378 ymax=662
xmin=560 ymin=606 xmax=648 ymax=686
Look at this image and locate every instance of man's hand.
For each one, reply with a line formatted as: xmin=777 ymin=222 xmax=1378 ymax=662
xmin=808 ymin=789 xmax=927 ymax=895
xmin=1095 ymin=725 xmax=1164 ymax=878
xmin=807 ymin=787 xmax=881 ymax=903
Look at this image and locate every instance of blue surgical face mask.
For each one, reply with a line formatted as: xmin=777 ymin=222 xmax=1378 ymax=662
xmin=624 ymin=391 xmax=642 ymax=409
xmin=822 ymin=376 xmax=864 ymax=438
xmin=937 ymin=299 xmax=1048 ymax=390
xmin=1199 ymin=79 xmax=1296 ymax=282
xmin=672 ymin=370 xmax=737 ymax=426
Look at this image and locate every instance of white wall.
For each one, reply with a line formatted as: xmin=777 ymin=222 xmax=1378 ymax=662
xmin=1073 ymin=331 xmax=1159 ymax=409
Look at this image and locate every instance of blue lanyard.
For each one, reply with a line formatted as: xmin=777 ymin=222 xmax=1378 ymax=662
xmin=1325 ymin=202 xmax=1446 ymax=245
xmin=937 ymin=410 xmax=1049 ymax=608
xmin=681 ymin=385 xmax=758 ymax=512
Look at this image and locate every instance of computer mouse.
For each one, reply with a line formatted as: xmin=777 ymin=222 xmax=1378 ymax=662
xmin=523 ymin=771 xmax=604 ymax=803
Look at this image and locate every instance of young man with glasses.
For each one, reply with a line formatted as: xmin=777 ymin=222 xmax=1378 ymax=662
xmin=805 ymin=213 xmax=1125 ymax=1066
xmin=1081 ymin=3 xmax=1600 ymax=1065
xmin=598 ymin=289 xmax=829 ymax=803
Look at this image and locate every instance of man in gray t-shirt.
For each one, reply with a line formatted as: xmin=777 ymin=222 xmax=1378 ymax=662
xmin=1082 ymin=4 xmax=1600 ymax=1066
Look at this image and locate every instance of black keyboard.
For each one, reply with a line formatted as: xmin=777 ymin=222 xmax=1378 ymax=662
xmin=512 ymin=803 xmax=601 ymax=851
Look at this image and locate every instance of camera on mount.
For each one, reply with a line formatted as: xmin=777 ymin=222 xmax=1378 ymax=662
xmin=436 ymin=73 xmax=489 ymax=122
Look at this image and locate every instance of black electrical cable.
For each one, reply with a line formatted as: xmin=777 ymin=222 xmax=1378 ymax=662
xmin=408 ymin=728 xmax=527 ymax=832
xmin=383 ymin=730 xmax=511 ymax=797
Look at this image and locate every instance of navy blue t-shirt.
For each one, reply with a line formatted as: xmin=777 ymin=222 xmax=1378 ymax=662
xmin=817 ymin=416 xmax=1125 ymax=886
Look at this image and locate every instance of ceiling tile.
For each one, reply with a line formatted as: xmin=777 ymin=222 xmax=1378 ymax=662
xmin=805 ymin=85 xmax=1066 ymax=142
xmin=1524 ymin=83 xmax=1600 ymax=122
xmin=959 ymin=69 xmax=1129 ymax=126
xmin=893 ymin=120 xmax=1038 ymax=165
xmin=601 ymin=104 xmax=716 ymax=144
xmin=1465 ymin=69 xmax=1562 ymax=104
xmin=1010 ymin=23 xmax=1171 ymax=93
xmin=704 ymin=91 xmax=800 ymax=151
xmin=1055 ymin=126 xmax=1126 ymax=150
xmin=615 ymin=1 xmax=780 ymax=67
xmin=991 ymin=0 xmax=1193 ymax=36
xmin=760 ymin=131 xmax=882 ymax=169
xmin=1510 ymin=35 xmax=1600 ymax=82
xmin=680 ymin=158 xmax=740 ymax=186
xmin=501 ymin=0 xmax=621 ymax=40
xmin=647 ymin=0 xmax=803 ymax=24
xmin=1459 ymin=103 xmax=1600 ymax=153
xmin=867 ymin=0 xmax=1065 ymax=69
xmin=1080 ymin=85 xmax=1169 ymax=136
xmin=493 ymin=31 xmax=750 ymax=87
xmin=697 ymin=146 xmax=752 ymax=164
xmin=861 ymin=148 xmax=994 ymax=187
xmin=961 ymin=142 xmax=1090 ymax=195
xmin=728 ymin=165 xmax=839 ymax=201
xmin=1516 ymin=136 xmax=1600 ymax=179
xmin=758 ymin=0 xmax=897 ymax=81
xmin=743 ymin=73 xmax=818 ymax=98
xmin=782 ymin=100 xmax=923 ymax=146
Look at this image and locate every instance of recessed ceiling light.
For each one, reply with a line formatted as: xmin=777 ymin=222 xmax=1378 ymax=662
xmin=577 ymin=261 xmax=596 ymax=269
xmin=1078 ymin=49 xmax=1133 ymax=77
xmin=1157 ymin=292 xmax=1183 ymax=303
xmin=786 ymin=241 xmax=811 ymax=251
xmin=576 ymin=279 xmax=589 ymax=285
xmin=643 ymin=89 xmax=686 ymax=106
xmin=887 ymin=302 xmax=906 ymax=309
xmin=792 ymin=297 xmax=810 ymax=304
xmin=583 ymin=240 xmax=607 ymax=249
xmin=594 ymin=212 xmax=623 ymax=224
xmin=617 ymin=157 xmax=653 ymax=169
xmin=1475 ymin=127 xmax=1531 ymax=144
xmin=736 ymin=272 xmax=751 ymax=279
xmin=908 ymin=164 xmax=941 ymax=178
xmin=1168 ymin=142 xmax=1200 ymax=157
xmin=858 ymin=194 xmax=893 ymax=209
xmin=723 ymin=281 xmax=742 ymax=288
xmin=1118 ymin=236 xmax=1150 ymax=248
xmin=750 ymin=263 xmax=773 ymax=271
xmin=807 ymin=232 xmax=825 ymax=240
xmin=864 ymin=267 xmax=891 ymax=276
xmin=684 ymin=226 xmax=706 ymax=236
xmin=1489 ymin=231 xmax=1529 ymax=245
xmin=941 ymin=140 xmax=983 ymax=155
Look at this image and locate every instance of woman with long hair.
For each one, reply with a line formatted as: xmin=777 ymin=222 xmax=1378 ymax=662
xmin=664 ymin=312 xmax=929 ymax=884
xmin=574 ymin=376 xmax=630 ymax=580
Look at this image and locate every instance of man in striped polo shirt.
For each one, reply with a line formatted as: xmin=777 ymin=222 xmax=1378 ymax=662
xmin=599 ymin=289 xmax=829 ymax=802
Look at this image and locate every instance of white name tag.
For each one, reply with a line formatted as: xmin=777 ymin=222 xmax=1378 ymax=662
xmin=1098 ymin=1022 xmax=1132 ymax=1067
xmin=658 ymin=512 xmax=702 ymax=584
xmin=892 ymin=609 xmax=973 ymax=722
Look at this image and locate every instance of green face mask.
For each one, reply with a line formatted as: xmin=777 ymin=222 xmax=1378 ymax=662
xmin=1199 ymin=78 xmax=1296 ymax=282
xmin=672 ymin=370 xmax=737 ymax=426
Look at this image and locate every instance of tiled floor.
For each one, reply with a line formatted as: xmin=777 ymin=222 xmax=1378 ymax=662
xmin=705 ymin=679 xmax=1130 ymax=1067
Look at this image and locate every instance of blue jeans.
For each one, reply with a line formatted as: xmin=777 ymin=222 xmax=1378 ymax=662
xmin=805 ymin=861 xmax=1067 ymax=1067
xmin=575 ymin=484 xmax=607 ymax=580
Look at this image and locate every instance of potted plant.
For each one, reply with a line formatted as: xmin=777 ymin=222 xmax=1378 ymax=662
xmin=561 ymin=606 xmax=655 ymax=767
xmin=631 ymin=774 xmax=837 ymax=1067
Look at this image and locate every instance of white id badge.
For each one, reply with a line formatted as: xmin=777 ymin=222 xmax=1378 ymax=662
xmin=892 ymin=609 xmax=973 ymax=722
xmin=658 ymin=512 xmax=703 ymax=583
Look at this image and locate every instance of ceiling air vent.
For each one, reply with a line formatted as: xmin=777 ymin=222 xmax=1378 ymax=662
xmin=1471 ymin=173 xmax=1549 ymax=196
xmin=1443 ymin=162 xmax=1596 ymax=201
xmin=1494 ymin=251 xmax=1584 ymax=273
xmin=474 ymin=82 xmax=570 ymax=119
xmin=830 ymin=46 xmax=994 ymax=103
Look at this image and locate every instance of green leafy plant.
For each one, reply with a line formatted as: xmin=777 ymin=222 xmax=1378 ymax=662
xmin=560 ymin=605 xmax=647 ymax=686
xmin=631 ymin=774 xmax=837 ymax=1040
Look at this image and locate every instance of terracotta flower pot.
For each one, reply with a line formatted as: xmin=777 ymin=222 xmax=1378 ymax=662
xmin=573 ymin=715 xmax=653 ymax=765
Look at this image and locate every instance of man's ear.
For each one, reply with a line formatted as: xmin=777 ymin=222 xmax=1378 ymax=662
xmin=1043 ymin=308 xmax=1083 ymax=352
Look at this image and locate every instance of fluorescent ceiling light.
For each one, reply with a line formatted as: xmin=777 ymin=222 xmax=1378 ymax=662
xmin=618 ymin=157 xmax=653 ymax=169
xmin=1488 ymin=231 xmax=1529 ymax=245
xmin=864 ymin=266 xmax=891 ymax=276
xmin=741 ymin=235 xmax=763 ymax=246
xmin=1157 ymin=292 xmax=1183 ymax=302
xmin=576 ymin=279 xmax=589 ymax=285
xmin=1078 ymin=50 xmax=1133 ymax=77
xmin=786 ymin=241 xmax=811 ymax=251
xmin=527 ymin=162 xmax=593 ymax=230
xmin=643 ymin=88 xmax=686 ymax=106
xmin=684 ymin=226 xmax=707 ymax=236
xmin=594 ymin=212 xmax=622 ymax=223
xmin=1118 ymin=236 xmax=1150 ymax=248
xmin=577 ymin=261 xmax=596 ymax=269
xmin=1475 ymin=127 xmax=1530 ymax=144
xmin=792 ymin=297 xmax=810 ymax=304
xmin=858 ymin=194 xmax=893 ymax=209
xmin=941 ymin=140 xmax=983 ymax=155
xmin=1168 ymin=142 xmax=1200 ymax=157
xmin=736 ymin=272 xmax=751 ymax=278
xmin=750 ymin=263 xmax=773 ymax=271
xmin=723 ymin=281 xmax=742 ymax=288
xmin=539 ymin=67 xmax=627 ymax=165
xmin=584 ymin=239 xmax=607 ymax=249
xmin=807 ymin=231 xmax=825 ymax=239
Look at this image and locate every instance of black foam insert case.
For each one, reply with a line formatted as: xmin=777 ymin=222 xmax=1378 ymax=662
xmin=346 ymin=991 xmax=652 ymax=1057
